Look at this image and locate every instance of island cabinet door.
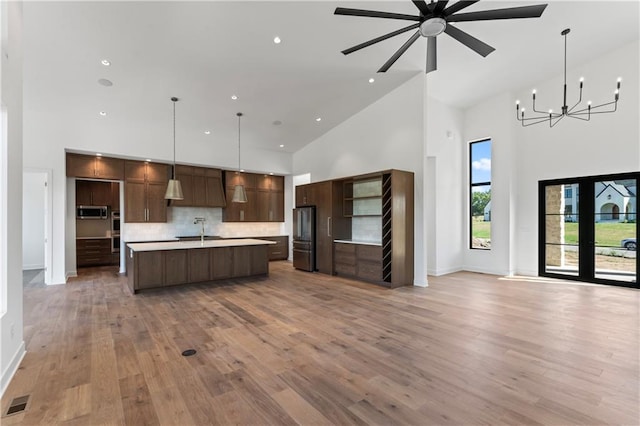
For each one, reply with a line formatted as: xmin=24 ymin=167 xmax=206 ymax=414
xmin=250 ymin=245 xmax=269 ymax=275
xmin=136 ymin=251 xmax=164 ymax=290
xmin=164 ymin=250 xmax=188 ymax=286
xmin=211 ymin=247 xmax=233 ymax=280
xmin=188 ymin=249 xmax=210 ymax=283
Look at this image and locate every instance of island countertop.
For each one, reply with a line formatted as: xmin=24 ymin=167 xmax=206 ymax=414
xmin=127 ymin=238 xmax=276 ymax=252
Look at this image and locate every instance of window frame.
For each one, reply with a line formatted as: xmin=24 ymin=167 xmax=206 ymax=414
xmin=469 ymin=138 xmax=492 ymax=250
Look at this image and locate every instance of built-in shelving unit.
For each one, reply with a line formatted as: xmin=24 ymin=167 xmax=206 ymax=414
xmin=343 ymin=178 xmax=383 ymax=217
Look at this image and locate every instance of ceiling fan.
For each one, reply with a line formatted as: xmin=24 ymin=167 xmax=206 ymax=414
xmin=335 ymin=0 xmax=548 ymax=73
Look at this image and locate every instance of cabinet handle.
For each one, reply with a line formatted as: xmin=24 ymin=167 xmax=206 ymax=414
xmin=327 ymin=217 xmax=331 ymax=237
xmin=240 ymin=210 xmax=244 ymax=221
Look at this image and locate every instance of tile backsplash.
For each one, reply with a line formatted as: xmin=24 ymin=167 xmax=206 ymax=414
xmin=123 ymin=207 xmax=286 ymax=242
xmin=352 ymin=216 xmax=382 ymax=243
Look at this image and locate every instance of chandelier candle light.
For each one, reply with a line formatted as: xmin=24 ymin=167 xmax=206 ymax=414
xmin=165 ymin=97 xmax=184 ymax=200
xmin=232 ymin=112 xmax=248 ymax=203
xmin=516 ymin=28 xmax=621 ymax=128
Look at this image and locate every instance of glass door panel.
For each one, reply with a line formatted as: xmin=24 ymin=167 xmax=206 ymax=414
xmin=594 ymin=179 xmax=636 ymax=283
xmin=544 ymin=184 xmax=579 ymax=276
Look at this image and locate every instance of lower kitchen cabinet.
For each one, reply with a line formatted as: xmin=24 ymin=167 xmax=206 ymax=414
xmin=136 ymin=251 xmax=164 ymax=290
xmin=127 ymin=243 xmax=270 ymax=293
xmin=334 ymin=242 xmax=383 ymax=284
xmin=76 ymin=238 xmax=116 ymax=267
xmin=164 ymin=250 xmax=188 ymax=286
xmin=211 ymin=247 xmax=233 ymax=279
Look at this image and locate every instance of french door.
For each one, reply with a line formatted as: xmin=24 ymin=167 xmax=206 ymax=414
xmin=539 ymin=172 xmax=639 ymax=288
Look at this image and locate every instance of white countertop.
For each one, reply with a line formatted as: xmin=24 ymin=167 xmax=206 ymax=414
xmin=127 ymin=238 xmax=276 ymax=252
xmin=334 ymin=239 xmax=382 ymax=246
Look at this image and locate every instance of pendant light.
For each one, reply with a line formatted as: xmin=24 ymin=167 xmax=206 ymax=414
xmin=232 ymin=112 xmax=248 ymax=203
xmin=164 ymin=97 xmax=184 ymax=200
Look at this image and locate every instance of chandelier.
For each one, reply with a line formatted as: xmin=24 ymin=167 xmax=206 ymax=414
xmin=516 ymin=28 xmax=621 ymax=127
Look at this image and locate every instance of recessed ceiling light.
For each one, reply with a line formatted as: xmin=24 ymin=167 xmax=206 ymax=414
xmin=231 ymin=95 xmax=238 ymax=100
xmin=101 ymin=59 xmax=110 ymax=66
xmin=273 ymin=36 xmax=281 ymax=44
xmin=98 ymin=78 xmax=113 ymax=87
xmin=279 ymin=144 xmax=284 ymax=148
xmin=315 ymin=117 xmax=322 ymax=122
xmin=269 ymin=172 xmax=274 ymax=175
xmin=240 ymin=169 xmax=245 ymax=172
xmin=204 ymin=130 xmax=211 ymax=135
xmin=145 ymin=159 xmax=152 ymax=162
xmin=96 ymin=153 xmax=102 ymax=157
xmin=272 ymin=120 xmax=282 ymax=126
xmin=369 ymin=78 xmax=375 ymax=83
xmin=99 ymin=111 xmax=107 ymax=116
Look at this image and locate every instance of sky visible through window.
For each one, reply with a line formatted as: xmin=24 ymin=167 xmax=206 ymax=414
xmin=471 ymin=139 xmax=491 ymax=191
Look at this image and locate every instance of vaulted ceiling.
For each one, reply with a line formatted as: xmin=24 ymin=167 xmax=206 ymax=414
xmin=22 ymin=1 xmax=639 ymax=156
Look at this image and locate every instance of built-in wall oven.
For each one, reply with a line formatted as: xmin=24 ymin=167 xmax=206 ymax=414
xmin=111 ymin=211 xmax=120 ymax=253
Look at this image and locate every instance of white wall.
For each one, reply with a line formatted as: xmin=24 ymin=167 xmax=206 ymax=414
xmin=425 ymin=95 xmax=464 ymax=276
xmin=293 ymin=75 xmax=427 ymax=285
xmin=22 ymin=171 xmax=46 ymax=269
xmin=460 ymin=40 xmax=640 ymax=277
xmin=512 ymin=39 xmax=640 ymax=276
xmin=1 ymin=0 xmax=25 ymax=396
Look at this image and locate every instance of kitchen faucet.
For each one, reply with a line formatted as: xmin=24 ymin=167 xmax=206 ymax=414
xmin=193 ymin=217 xmax=206 ymax=245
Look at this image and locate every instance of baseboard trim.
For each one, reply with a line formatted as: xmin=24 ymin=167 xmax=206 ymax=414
xmin=65 ymin=270 xmax=77 ymax=282
xmin=427 ymin=266 xmax=463 ymax=276
xmin=1 ymin=340 xmax=26 ymax=397
xmin=22 ymin=264 xmax=44 ymax=271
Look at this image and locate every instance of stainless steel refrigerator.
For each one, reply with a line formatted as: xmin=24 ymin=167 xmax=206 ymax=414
xmin=293 ymin=206 xmax=316 ymax=271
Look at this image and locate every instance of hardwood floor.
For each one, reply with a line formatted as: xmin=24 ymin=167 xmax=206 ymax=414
xmin=3 ymin=263 xmax=638 ymax=425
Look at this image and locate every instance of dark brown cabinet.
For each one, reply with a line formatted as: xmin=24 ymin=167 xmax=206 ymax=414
xmin=76 ymin=180 xmax=112 ymax=206
xmin=66 ymin=153 xmax=124 ymax=180
xmin=126 ymin=243 xmax=270 ymax=293
xmin=224 ymin=172 xmax=284 ymax=222
xmin=76 ymin=238 xmax=116 ymax=267
xmin=223 ymin=172 xmax=256 ymax=222
xmin=171 ymin=165 xmax=226 ymax=208
xmin=111 ymin=182 xmax=120 ymax=211
xmin=124 ymin=161 xmax=170 ymax=223
xmin=295 ymin=181 xmax=349 ymax=274
xmin=334 ymin=243 xmax=383 ymax=283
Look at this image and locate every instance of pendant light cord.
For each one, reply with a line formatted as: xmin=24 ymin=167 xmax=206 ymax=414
xmin=171 ymin=97 xmax=179 ymax=180
xmin=237 ymin=112 xmax=243 ymax=172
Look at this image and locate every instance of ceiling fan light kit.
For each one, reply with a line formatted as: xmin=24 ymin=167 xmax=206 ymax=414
xmin=335 ymin=0 xmax=548 ymax=74
xmin=516 ymin=28 xmax=621 ymax=128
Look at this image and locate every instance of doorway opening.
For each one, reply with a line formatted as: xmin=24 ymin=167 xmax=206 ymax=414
xmin=22 ymin=170 xmax=52 ymax=285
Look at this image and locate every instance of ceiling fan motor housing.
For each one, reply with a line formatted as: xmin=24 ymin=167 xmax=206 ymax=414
xmin=420 ymin=18 xmax=446 ymax=37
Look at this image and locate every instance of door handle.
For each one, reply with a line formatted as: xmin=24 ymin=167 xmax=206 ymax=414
xmin=327 ymin=217 xmax=331 ymax=237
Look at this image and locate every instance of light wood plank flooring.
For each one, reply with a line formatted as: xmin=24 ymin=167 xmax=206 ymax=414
xmin=2 ymin=263 xmax=638 ymax=425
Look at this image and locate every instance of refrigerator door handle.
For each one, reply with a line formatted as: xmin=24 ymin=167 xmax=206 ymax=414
xmin=327 ymin=217 xmax=331 ymax=237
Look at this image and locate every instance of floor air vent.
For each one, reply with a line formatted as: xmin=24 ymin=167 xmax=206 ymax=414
xmin=6 ymin=395 xmax=29 ymax=416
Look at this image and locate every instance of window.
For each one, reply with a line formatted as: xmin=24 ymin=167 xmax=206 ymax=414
xmin=565 ymin=187 xmax=572 ymax=199
xmin=469 ymin=139 xmax=492 ymax=249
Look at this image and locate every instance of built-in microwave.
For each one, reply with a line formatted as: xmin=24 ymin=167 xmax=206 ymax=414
xmin=76 ymin=205 xmax=108 ymax=219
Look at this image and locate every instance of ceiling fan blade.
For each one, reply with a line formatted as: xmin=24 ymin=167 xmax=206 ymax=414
xmin=426 ymin=37 xmax=437 ymax=73
xmin=334 ymin=7 xmax=421 ymax=21
xmin=444 ymin=24 xmax=495 ymax=57
xmin=342 ymin=23 xmax=421 ymax=55
xmin=448 ymin=4 xmax=548 ymax=22
xmin=443 ymin=1 xmax=479 ymax=16
xmin=378 ymin=31 xmax=421 ymax=73
xmin=411 ymin=0 xmax=431 ymax=15
xmin=433 ymin=1 xmax=450 ymax=15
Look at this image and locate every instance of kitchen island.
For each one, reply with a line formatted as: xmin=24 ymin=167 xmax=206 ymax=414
xmin=126 ymin=239 xmax=275 ymax=293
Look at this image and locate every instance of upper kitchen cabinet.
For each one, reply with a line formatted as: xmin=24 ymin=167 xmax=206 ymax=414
xmin=124 ymin=160 xmax=170 ymax=223
xmin=257 ymin=174 xmax=284 ymax=222
xmin=295 ymin=183 xmax=316 ymax=207
xmin=223 ymin=171 xmax=257 ymax=222
xmin=76 ymin=180 xmax=112 ymax=206
xmin=170 ymin=165 xmax=225 ymax=208
xmin=223 ymin=171 xmax=284 ymax=222
xmin=66 ymin=153 xmax=124 ymax=180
